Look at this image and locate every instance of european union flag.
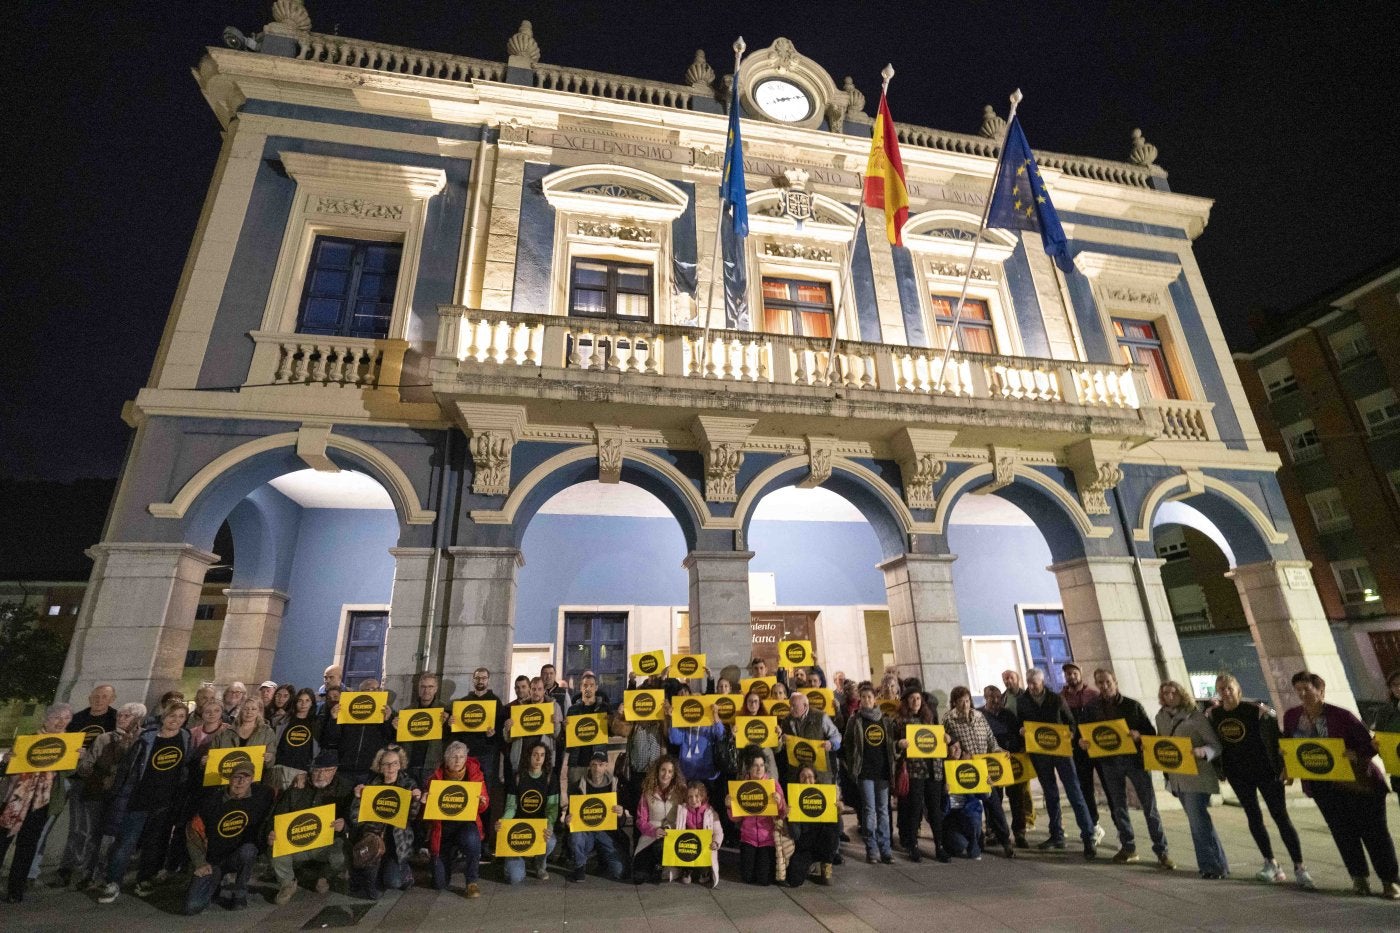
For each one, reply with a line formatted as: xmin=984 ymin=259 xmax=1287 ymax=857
xmin=720 ymin=67 xmax=749 ymax=327
xmin=987 ymin=116 xmax=1073 ymax=274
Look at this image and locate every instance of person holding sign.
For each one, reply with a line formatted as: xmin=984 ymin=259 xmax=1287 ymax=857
xmin=566 ymin=751 xmax=625 ymax=883
xmin=1208 ymin=673 xmax=1309 ymax=887
xmin=893 ymin=688 xmax=947 ymax=863
xmin=668 ymin=685 xmax=726 ymax=793
xmin=503 ymin=678 xmax=562 ymax=790
xmin=58 ymin=701 xmax=145 ymax=890
xmin=1079 ymin=669 xmax=1174 ymax=871
xmin=565 ymin=673 xmax=613 ymax=786
xmin=270 ymin=749 xmax=352 ymax=905
xmin=1018 ymin=669 xmax=1096 ymax=859
xmin=784 ymin=765 xmax=838 ymax=886
xmin=981 ymin=686 xmax=1028 ymax=849
xmin=1370 ymin=669 xmax=1400 ymax=803
xmin=322 ymin=680 xmax=394 ymax=788
xmin=780 ymin=692 xmax=841 ymax=785
xmin=210 ymin=698 xmax=278 ymax=774
xmin=674 ymin=782 xmax=722 ymax=887
xmin=726 ymin=747 xmax=788 ymax=885
xmin=501 ymin=742 xmax=559 ymax=884
xmin=845 ymin=683 xmax=897 ymax=865
xmin=944 ymin=686 xmax=1014 ymax=860
xmin=425 ymin=741 xmax=488 ymax=898
xmin=1154 ymin=681 xmax=1227 ymax=880
xmin=347 ymin=745 xmax=422 ymax=900
xmin=181 ymin=759 xmax=273 ymax=914
xmin=633 ymin=754 xmax=685 ymax=884
xmin=1283 ymin=671 xmax=1398 ymax=899
xmin=0 ymin=703 xmax=74 ymax=904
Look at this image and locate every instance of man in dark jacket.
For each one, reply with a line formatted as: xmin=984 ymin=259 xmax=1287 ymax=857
xmin=565 ymin=674 xmax=613 ymax=786
xmin=844 ymin=684 xmax=897 ymax=864
xmin=183 ymin=761 xmax=274 ymax=913
xmin=981 ymin=685 xmax=1027 ymax=848
xmin=451 ymin=667 xmax=504 ymax=856
xmin=1019 ymin=668 xmax=1096 ymax=858
xmin=320 ymin=687 xmax=393 ymax=787
xmin=1078 ymin=669 xmax=1173 ymax=869
xmin=270 ymin=750 xmax=353 ymax=904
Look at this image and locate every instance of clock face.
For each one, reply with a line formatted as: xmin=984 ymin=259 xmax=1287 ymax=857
xmin=754 ymin=79 xmax=812 ymax=123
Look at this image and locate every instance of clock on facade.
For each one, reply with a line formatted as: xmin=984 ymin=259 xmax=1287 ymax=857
xmin=753 ymin=78 xmax=813 ymax=123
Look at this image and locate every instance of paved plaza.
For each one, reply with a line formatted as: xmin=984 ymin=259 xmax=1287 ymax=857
xmin=6 ymin=795 xmax=1398 ymax=932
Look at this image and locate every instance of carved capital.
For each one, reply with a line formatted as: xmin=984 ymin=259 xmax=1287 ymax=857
xmin=497 ymin=119 xmax=532 ymax=148
xmin=798 ymin=436 xmax=838 ymax=489
xmin=692 ymin=415 xmax=757 ymax=503
xmin=891 ymin=428 xmax=957 ymax=510
xmin=454 ymin=403 xmax=528 ymax=497
xmin=985 ymin=445 xmax=1020 ymax=493
xmin=594 ymin=425 xmax=630 ymax=485
xmin=1067 ymin=439 xmax=1128 ymax=516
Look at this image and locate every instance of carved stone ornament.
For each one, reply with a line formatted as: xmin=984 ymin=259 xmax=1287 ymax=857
xmin=763 ymin=242 xmax=833 ymax=263
xmin=692 ymin=147 xmax=723 ymax=171
xmin=928 ymin=260 xmax=993 ymax=281
xmin=574 ymin=184 xmax=659 ymax=203
xmin=594 ymin=425 xmax=630 ymax=485
xmin=979 ymin=105 xmax=1006 ymax=139
xmin=891 ymin=428 xmax=956 ymax=511
xmin=685 ymin=50 xmax=715 ymax=88
xmin=1129 ymin=128 xmax=1158 ymax=167
xmin=507 ymin=20 xmax=541 ymax=66
xmin=270 ymin=0 xmax=311 ymax=32
xmin=692 ymin=415 xmax=757 ymax=504
xmin=1067 ymin=439 xmax=1127 ymax=516
xmin=825 ymin=102 xmax=845 ymax=132
xmin=777 ymin=180 xmax=813 ymax=225
xmin=497 ymin=120 xmax=531 ymax=147
xmin=771 ymin=37 xmax=799 ymax=71
xmin=314 ymin=197 xmax=404 ymax=221
xmin=575 ymin=220 xmax=656 ymax=243
xmin=470 ymin=432 xmax=514 ymax=496
xmin=1102 ymin=285 xmax=1161 ymax=306
xmin=843 ymin=77 xmax=865 ymax=117
xmin=798 ymin=436 xmax=838 ymax=489
xmin=985 ymin=445 xmax=1019 ymax=493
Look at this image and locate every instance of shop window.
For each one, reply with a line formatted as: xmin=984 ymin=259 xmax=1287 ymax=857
xmin=569 ymin=258 xmax=654 ymax=321
xmin=760 ymin=278 xmax=833 ymax=337
xmin=296 ymin=235 xmax=402 ymax=339
xmin=1113 ymin=318 xmax=1179 ymax=399
xmin=930 ymin=296 xmax=996 ymax=354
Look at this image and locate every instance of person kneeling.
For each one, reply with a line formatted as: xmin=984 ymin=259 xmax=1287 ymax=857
xmin=568 ymin=751 xmax=626 ymax=882
xmin=183 ymin=762 xmax=273 ymax=914
xmin=502 ymin=742 xmax=559 ymax=884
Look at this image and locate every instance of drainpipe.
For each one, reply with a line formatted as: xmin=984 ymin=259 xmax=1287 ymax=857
xmin=1112 ymin=485 xmax=1171 ymax=683
xmin=418 ymin=430 xmax=454 ymax=673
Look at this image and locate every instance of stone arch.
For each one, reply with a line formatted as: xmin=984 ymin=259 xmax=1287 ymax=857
xmin=1134 ymin=473 xmax=1286 ymax=567
xmin=932 ymin=463 xmax=1108 ymax=564
xmin=902 ymin=208 xmax=1019 ymax=252
xmin=541 ymin=163 xmax=690 ymax=221
xmin=735 ymin=455 xmax=913 ymax=559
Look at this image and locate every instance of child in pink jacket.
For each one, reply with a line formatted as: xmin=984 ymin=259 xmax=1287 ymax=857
xmin=726 ymin=748 xmax=789 ymax=885
xmin=678 ymin=783 xmax=723 ymax=887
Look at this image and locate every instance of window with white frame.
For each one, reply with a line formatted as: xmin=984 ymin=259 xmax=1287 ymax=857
xmin=1305 ymin=488 xmax=1351 ymax=533
xmin=902 ymin=213 xmax=1020 ymax=355
xmin=1328 ymin=322 xmax=1374 ymax=366
xmin=760 ymin=277 xmax=835 ymax=337
xmin=1114 ymin=317 xmax=1180 ymax=399
xmin=1281 ymin=419 xmax=1322 ymax=463
xmin=1332 ymin=559 xmax=1380 ymax=606
xmin=1258 ymin=357 xmax=1298 ymax=400
xmin=1358 ymin=388 xmax=1400 ymax=436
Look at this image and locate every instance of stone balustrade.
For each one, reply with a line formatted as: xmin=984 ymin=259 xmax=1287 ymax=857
xmin=246 ymin=331 xmax=407 ymax=390
xmin=295 ymin=33 xmax=504 ymax=83
xmin=1154 ymin=398 xmax=1216 ymax=441
xmin=533 ymin=64 xmax=694 ymax=109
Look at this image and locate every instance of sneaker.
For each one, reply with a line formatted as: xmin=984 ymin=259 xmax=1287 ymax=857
xmin=1036 ymin=837 xmax=1066 ymax=851
xmin=1295 ymin=866 xmax=1315 ymax=890
xmin=1383 ymin=881 xmax=1400 ymax=900
xmin=466 ymin=882 xmax=481 ymax=898
xmin=1157 ymin=854 xmax=1176 ymax=871
xmin=97 ymin=882 xmax=120 ymax=904
xmin=879 ymin=853 xmax=894 ymax=864
xmin=314 ymin=877 xmax=330 ymax=894
xmin=133 ymin=880 xmax=157 ymax=898
xmin=1352 ymin=876 xmax=1372 ymax=896
xmin=1256 ymin=859 xmax=1285 ymax=883
xmin=569 ymin=866 xmax=585 ymax=883
xmin=1201 ymin=871 xmax=1223 ymax=880
xmin=275 ymin=881 xmax=298 ymax=905
xmin=1083 ymin=843 xmax=1097 ymax=861
xmin=534 ymin=867 xmax=550 ymax=882
xmin=1092 ymin=824 xmax=1106 ymax=847
xmin=680 ymin=873 xmax=692 ymax=884
xmin=1112 ymin=847 xmax=1139 ymax=864
xmin=1014 ymin=834 xmax=1028 ymax=849
xmin=866 ymin=853 xmax=878 ymax=864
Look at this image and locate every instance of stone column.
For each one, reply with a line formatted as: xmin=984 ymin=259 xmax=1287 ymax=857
xmin=213 ymin=588 xmax=289 ymax=688
xmin=684 ymin=551 xmax=754 ymax=671
xmin=438 ymin=547 xmax=524 ymax=692
xmin=1228 ymin=560 xmax=1358 ymax=714
xmin=382 ymin=547 xmax=438 ymax=700
xmin=59 ymin=542 xmax=219 ymax=709
xmin=1050 ymin=556 xmax=1189 ymax=704
xmin=879 ymin=554 xmax=962 ymax=705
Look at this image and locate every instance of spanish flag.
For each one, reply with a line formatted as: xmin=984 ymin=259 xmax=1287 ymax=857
xmin=864 ymin=91 xmax=910 ymax=246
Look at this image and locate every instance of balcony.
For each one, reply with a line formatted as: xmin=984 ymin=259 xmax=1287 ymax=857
xmin=431 ymin=308 xmax=1210 ymax=449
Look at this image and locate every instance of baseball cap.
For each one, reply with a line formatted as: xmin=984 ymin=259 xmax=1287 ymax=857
xmin=229 ymin=760 xmax=256 ymax=778
xmin=589 ymin=750 xmax=609 ymax=763
xmin=1061 ymin=662 xmax=1081 ymax=673
xmin=260 ymin=680 xmax=278 ymax=690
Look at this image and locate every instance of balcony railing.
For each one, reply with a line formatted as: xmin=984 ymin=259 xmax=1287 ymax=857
xmin=434 ymin=308 xmax=1155 ymax=413
xmin=246 ymin=331 xmax=408 ymax=390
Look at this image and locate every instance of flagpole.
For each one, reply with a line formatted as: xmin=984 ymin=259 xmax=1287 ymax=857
xmin=699 ymin=37 xmax=746 ymax=377
xmin=933 ymin=87 xmax=1021 ymax=391
xmin=821 ymin=172 xmax=867 ymax=384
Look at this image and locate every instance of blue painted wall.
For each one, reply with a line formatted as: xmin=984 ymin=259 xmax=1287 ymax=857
xmin=946 ymin=523 xmax=1060 ymax=636
xmin=749 ymin=520 xmax=887 ymax=605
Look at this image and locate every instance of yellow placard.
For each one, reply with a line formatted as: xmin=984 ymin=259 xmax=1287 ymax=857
xmin=783 ymin=735 xmax=828 ymax=772
xmin=978 ymin=752 xmax=1016 ymax=787
xmin=778 ymin=639 xmax=812 ymax=668
xmin=631 ymin=650 xmax=666 ymax=678
xmin=396 ymin=707 xmax=444 ymax=743
xmin=5 ymin=733 xmax=82 ymax=773
xmin=567 ymin=792 xmax=618 ymax=832
xmin=422 ymin=779 xmax=482 ymax=821
xmin=904 ymin=724 xmax=947 ymax=759
xmin=662 ymin=828 xmax=713 ymax=867
xmin=878 ymin=698 xmax=901 ymax=717
xmin=946 ymin=757 xmax=992 ymax=794
xmin=1008 ymin=752 xmax=1036 ymax=784
xmin=358 ymin=785 xmax=410 ymax=828
xmin=1079 ymin=719 xmax=1135 ymax=758
xmin=763 ymin=697 xmax=792 ymax=719
xmin=495 ymin=818 xmax=547 ymax=857
xmin=728 ymin=779 xmax=778 ymax=817
xmin=671 ymin=695 xmax=713 ymax=728
xmin=1280 ymin=737 xmax=1355 ymax=782
xmin=1376 ymin=731 xmax=1400 ymax=777
xmin=566 ymin=713 xmax=609 ymax=747
xmin=740 ymin=676 xmax=776 ymax=700
xmin=1024 ymin=722 xmax=1074 ymax=756
xmin=670 ymin=653 xmax=706 ymax=680
xmin=801 ymin=688 xmax=836 ymax=716
xmin=1140 ymin=735 xmax=1198 ymax=774
xmin=734 ymin=715 xmax=780 ymax=748
xmin=709 ymin=694 xmax=738 ymax=726
xmin=786 ymin=783 xmax=838 ymax=822
xmin=510 ymin=702 xmax=555 ymax=738
xmin=203 ymin=745 xmax=265 ymax=786
xmin=452 ymin=698 xmax=497 ymax=733
xmin=623 ymin=689 xmax=664 ymax=721
xmin=271 ymin=804 xmax=336 ymax=858
xmin=337 ymin=691 xmax=388 ymax=725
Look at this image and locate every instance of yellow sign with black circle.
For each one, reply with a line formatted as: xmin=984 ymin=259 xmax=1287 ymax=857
xmin=358 ymin=784 xmax=410 ymax=828
xmin=662 ymin=828 xmax=712 ymax=867
xmin=337 ymin=691 xmax=387 ymax=725
xmin=396 ymin=707 xmax=443 ymax=743
xmin=727 ymin=779 xmax=778 ymax=817
xmin=735 ymin=715 xmax=780 ymax=748
xmin=423 ymin=779 xmax=482 ymax=821
xmin=566 ymin=712 xmax=609 ymax=747
xmin=495 ymin=818 xmax=546 ymax=857
xmin=567 ymin=792 xmax=618 ymax=832
xmin=6 ymin=733 xmax=82 ymax=774
xmin=904 ymin=724 xmax=945 ymax=758
xmin=1078 ymin=718 xmax=1134 ymax=758
xmin=203 ymin=746 xmax=265 ymax=786
xmin=272 ymin=803 xmax=335 ymax=858
xmin=623 ymin=689 xmax=664 ymax=722
xmin=785 ymin=783 xmax=838 ymax=822
xmin=1280 ymin=737 xmax=1354 ymax=782
xmin=510 ymin=702 xmax=554 ymax=737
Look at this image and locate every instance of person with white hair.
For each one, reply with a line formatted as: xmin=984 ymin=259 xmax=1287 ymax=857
xmin=0 ymin=703 xmax=75 ymax=903
xmin=55 ymin=702 xmax=146 ymax=888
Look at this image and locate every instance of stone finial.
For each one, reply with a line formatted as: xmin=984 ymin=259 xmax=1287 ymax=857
xmin=270 ymin=0 xmax=311 ymax=32
xmin=979 ymin=104 xmax=1006 ymax=139
xmin=825 ymin=102 xmax=845 ymax=132
xmin=1129 ymin=128 xmax=1158 ymax=166
xmin=843 ymin=77 xmax=865 ymax=117
xmin=685 ymin=50 xmax=715 ymax=89
xmin=507 ymin=20 xmax=541 ymax=66
xmin=721 ymin=74 xmax=734 ymax=112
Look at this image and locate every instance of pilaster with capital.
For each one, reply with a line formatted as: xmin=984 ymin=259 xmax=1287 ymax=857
xmin=1066 ymin=439 xmax=1128 ymax=516
xmin=891 ymin=428 xmax=957 ymax=510
xmin=692 ymin=415 xmax=756 ymax=503
xmin=454 ymin=402 xmax=528 ymax=496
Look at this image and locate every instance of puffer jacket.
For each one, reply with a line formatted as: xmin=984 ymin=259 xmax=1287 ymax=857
xmin=1154 ymin=705 xmax=1221 ymax=795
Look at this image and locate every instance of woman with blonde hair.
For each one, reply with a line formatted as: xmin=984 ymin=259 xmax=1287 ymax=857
xmin=1154 ymin=681 xmax=1226 ymax=879
xmin=211 ymin=697 xmax=278 ymax=770
xmin=632 ymin=754 xmax=686 ymax=883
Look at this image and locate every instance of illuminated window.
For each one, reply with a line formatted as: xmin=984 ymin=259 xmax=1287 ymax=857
xmin=761 ymin=278 xmax=834 ymax=337
xmin=930 ymin=296 xmax=996 ymax=354
xmin=569 ymin=258 xmax=654 ymax=321
xmin=1113 ymin=318 xmax=1178 ymax=399
xmin=1332 ymin=560 xmax=1380 ymax=606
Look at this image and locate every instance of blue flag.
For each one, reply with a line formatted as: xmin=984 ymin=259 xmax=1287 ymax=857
xmin=720 ymin=68 xmax=749 ymax=327
xmin=987 ymin=116 xmax=1073 ymax=274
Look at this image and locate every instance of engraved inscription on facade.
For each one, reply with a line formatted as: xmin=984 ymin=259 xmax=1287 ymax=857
xmin=313 ymin=197 xmax=404 ymax=221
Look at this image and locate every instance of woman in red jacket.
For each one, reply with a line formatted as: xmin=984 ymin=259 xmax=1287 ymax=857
xmin=425 ymin=741 xmax=489 ymax=898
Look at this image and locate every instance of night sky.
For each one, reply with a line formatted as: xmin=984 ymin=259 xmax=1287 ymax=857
xmin=8 ymin=2 xmax=1398 ymax=482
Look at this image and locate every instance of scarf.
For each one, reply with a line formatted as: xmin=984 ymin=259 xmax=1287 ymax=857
xmin=1 ymin=770 xmax=54 ymax=835
xmin=858 ymin=706 xmax=882 ymax=722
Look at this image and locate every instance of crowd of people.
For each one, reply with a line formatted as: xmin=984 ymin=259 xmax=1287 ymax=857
xmin=2 ymin=658 xmax=1399 ymax=912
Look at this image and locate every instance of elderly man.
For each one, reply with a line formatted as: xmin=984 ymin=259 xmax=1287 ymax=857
xmin=1000 ymin=669 xmax=1037 ymax=831
xmin=56 ymin=702 xmax=146 ymax=888
xmin=258 ymin=681 xmax=278 ymax=709
xmin=270 ymin=750 xmax=352 ymax=904
xmin=221 ymin=682 xmax=247 ymax=723
xmin=183 ymin=760 xmax=273 ymax=913
xmin=69 ymin=685 xmax=117 ymax=749
xmin=1020 ymin=668 xmax=1096 ymax=859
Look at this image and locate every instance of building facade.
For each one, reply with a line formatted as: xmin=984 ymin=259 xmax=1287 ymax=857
xmin=57 ymin=4 xmax=1356 ymax=715
xmin=1234 ymin=254 xmax=1400 ymax=704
